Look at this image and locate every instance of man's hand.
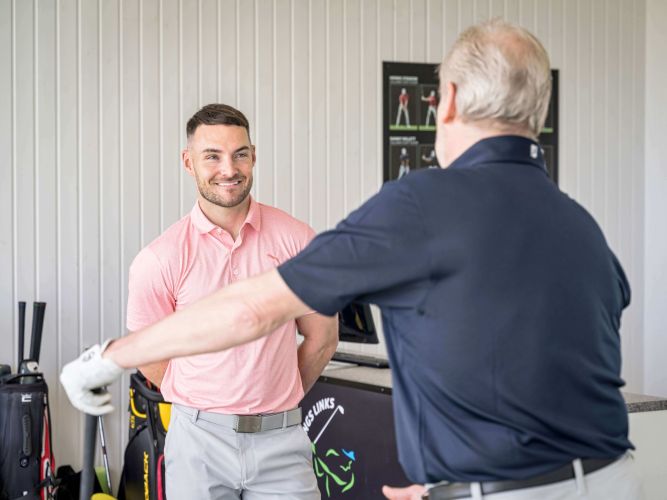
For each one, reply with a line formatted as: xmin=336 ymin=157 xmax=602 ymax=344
xmin=382 ymin=484 xmax=427 ymax=500
xmin=59 ymin=340 xmax=124 ymax=416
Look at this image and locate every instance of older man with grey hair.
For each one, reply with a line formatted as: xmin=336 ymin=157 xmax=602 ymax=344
xmin=61 ymin=19 xmax=642 ymax=500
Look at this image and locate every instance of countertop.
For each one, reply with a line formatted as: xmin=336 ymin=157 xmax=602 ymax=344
xmin=322 ymin=362 xmax=667 ymax=413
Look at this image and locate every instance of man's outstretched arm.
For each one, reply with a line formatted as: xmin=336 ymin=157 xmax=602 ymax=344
xmin=60 ymin=269 xmax=316 ymax=414
xmin=106 ymin=268 xmax=312 ymax=367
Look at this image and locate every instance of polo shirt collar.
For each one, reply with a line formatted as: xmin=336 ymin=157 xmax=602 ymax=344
xmin=448 ymin=135 xmax=547 ymax=173
xmin=190 ymin=196 xmax=262 ymax=235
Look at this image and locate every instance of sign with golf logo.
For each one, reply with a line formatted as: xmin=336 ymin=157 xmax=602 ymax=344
xmin=302 ymin=380 xmax=409 ymax=498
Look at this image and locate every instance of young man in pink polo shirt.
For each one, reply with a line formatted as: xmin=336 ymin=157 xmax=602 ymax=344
xmin=125 ymin=103 xmax=338 ymax=499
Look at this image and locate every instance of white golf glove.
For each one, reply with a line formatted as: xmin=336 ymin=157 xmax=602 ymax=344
xmin=59 ymin=340 xmax=124 ymax=416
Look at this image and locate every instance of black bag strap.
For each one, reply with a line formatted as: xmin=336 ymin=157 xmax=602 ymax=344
xmin=130 ymin=373 xmax=164 ymax=403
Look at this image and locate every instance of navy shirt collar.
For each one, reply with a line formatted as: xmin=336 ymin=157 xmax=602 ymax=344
xmin=448 ymin=135 xmax=547 ymax=174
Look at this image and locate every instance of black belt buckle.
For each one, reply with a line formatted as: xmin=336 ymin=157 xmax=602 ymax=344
xmin=235 ymin=415 xmax=263 ymax=433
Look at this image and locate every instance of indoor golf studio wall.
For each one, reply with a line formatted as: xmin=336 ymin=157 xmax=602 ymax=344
xmin=2 ymin=0 xmax=665 ymax=489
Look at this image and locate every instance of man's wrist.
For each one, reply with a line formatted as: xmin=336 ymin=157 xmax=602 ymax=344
xmin=100 ymin=338 xmax=122 ymax=367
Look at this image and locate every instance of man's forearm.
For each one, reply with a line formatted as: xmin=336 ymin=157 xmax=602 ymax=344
xmin=298 ymin=336 xmax=338 ymax=394
xmin=296 ymin=313 xmax=339 ymax=394
xmin=105 ymin=269 xmax=310 ymax=369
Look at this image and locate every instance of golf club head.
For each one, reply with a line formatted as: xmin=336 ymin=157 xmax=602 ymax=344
xmin=19 ymin=360 xmax=39 ymax=374
xmin=18 ymin=360 xmax=39 ymax=384
xmin=0 ymin=364 xmax=11 ymax=381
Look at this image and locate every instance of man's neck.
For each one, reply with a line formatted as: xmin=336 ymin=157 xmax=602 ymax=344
xmin=443 ymin=121 xmax=534 ymax=168
xmin=198 ymin=196 xmax=251 ymax=240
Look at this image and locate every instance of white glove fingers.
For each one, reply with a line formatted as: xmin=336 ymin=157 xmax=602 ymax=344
xmin=83 ymin=403 xmax=115 ymax=416
xmin=81 ymin=390 xmax=112 ymax=407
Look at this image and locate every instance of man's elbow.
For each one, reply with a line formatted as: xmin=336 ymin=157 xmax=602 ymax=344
xmin=324 ymin=319 xmax=339 ymax=356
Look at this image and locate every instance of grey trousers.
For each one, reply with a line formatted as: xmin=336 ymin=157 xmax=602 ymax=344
xmin=165 ymin=404 xmax=320 ymax=499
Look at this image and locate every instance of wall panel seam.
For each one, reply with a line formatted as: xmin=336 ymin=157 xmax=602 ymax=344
xmin=290 ymin=0 xmax=295 ymax=216
xmin=159 ymin=0 xmax=164 ymax=231
xmin=97 ymin=0 xmax=103 ymax=343
xmin=325 ymin=0 xmax=330 ymax=226
xmin=273 ymin=0 xmax=278 ymax=206
xmin=139 ymin=0 xmax=145 ymax=247
xmin=34 ymin=0 xmax=39 ymax=296
xmin=55 ymin=0 xmax=62 ymax=391
xmin=11 ymin=0 xmax=16 ymax=349
xmin=343 ymin=0 xmax=347 ymax=215
xmin=309 ymin=0 xmax=315 ymax=220
xmin=77 ymin=0 xmax=82 ymax=350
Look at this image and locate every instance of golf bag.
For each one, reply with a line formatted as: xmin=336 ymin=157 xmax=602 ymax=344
xmin=118 ymin=372 xmax=170 ymax=500
xmin=0 ymin=302 xmax=56 ymax=500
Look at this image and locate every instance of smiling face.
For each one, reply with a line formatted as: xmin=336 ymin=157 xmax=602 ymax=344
xmin=183 ymin=124 xmax=255 ymax=210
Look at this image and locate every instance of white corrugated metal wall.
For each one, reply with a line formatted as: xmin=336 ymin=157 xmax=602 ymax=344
xmin=0 ymin=0 xmax=647 ymax=478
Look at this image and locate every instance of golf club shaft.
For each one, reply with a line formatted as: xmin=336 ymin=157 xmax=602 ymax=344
xmin=98 ymin=416 xmax=112 ymax=494
xmin=80 ymin=414 xmax=97 ymax=500
xmin=18 ymin=301 xmax=26 ymax=368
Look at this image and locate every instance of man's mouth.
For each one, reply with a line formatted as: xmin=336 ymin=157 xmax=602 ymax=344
xmin=213 ymin=179 xmax=242 ymax=187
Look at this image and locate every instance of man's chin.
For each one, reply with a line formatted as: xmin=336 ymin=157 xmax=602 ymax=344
xmin=201 ymin=192 xmax=250 ymax=209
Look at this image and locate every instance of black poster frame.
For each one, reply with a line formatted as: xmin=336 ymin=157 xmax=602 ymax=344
xmin=382 ymin=62 xmax=559 ymax=185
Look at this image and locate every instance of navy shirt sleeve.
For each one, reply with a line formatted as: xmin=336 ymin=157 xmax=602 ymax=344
xmin=278 ymin=179 xmax=432 ymax=315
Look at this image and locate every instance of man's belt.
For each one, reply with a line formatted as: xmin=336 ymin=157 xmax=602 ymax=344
xmin=424 ymin=457 xmax=618 ymax=500
xmin=174 ymin=404 xmax=302 ymax=433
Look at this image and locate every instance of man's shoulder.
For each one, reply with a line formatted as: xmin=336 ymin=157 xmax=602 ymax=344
xmin=141 ymin=212 xmax=196 ymax=259
xmin=256 ymin=202 xmax=315 ymax=253
xmin=258 ymin=202 xmax=314 ymax=233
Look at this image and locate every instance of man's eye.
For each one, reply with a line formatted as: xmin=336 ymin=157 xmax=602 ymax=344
xmin=235 ymin=152 xmax=248 ymax=159
xmin=205 ymin=154 xmax=219 ymax=161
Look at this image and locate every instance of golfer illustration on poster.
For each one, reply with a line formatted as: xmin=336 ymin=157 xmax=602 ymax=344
xmin=420 ymin=85 xmax=438 ymax=129
xmin=389 ymin=142 xmax=418 ymax=181
xmin=301 ymin=383 xmax=410 ymax=499
xmin=389 ymin=83 xmax=418 ymax=131
xmin=420 ymin=145 xmax=439 ymax=169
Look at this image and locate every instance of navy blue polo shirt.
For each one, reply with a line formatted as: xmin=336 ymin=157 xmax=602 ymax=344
xmin=278 ymin=136 xmax=632 ymax=484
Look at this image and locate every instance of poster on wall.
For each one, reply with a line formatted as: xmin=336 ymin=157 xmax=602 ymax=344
xmin=301 ymin=380 xmax=410 ymax=499
xmin=539 ymin=70 xmax=559 ymax=184
xmin=383 ymin=62 xmax=440 ymax=182
xmin=383 ymin=63 xmax=559 ymax=184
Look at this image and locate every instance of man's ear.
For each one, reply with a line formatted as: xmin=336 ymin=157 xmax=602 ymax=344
xmin=182 ymin=148 xmax=194 ymax=176
xmin=442 ymin=81 xmax=458 ymax=124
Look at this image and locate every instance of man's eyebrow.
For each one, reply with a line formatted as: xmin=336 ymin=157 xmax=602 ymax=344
xmin=199 ymin=146 xmax=251 ymax=154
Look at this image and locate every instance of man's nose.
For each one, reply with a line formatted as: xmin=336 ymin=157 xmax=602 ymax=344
xmin=217 ymin=155 xmax=237 ymax=176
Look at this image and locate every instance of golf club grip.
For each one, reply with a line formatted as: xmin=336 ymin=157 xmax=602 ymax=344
xmin=18 ymin=301 xmax=26 ymax=367
xmin=29 ymin=302 xmax=46 ymax=363
xmin=80 ymin=414 xmax=98 ymax=500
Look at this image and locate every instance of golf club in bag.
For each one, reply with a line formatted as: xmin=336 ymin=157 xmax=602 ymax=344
xmin=0 ymin=301 xmax=56 ymax=500
xmin=117 ymin=372 xmax=169 ymax=500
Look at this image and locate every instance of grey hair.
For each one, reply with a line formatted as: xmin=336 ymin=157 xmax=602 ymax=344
xmin=440 ymin=19 xmax=552 ymax=137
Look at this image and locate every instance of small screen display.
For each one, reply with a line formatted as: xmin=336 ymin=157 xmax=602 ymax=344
xmin=338 ymin=303 xmax=378 ymax=344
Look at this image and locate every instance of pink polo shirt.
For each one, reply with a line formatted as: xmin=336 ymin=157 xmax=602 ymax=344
xmin=126 ymin=198 xmax=315 ymax=414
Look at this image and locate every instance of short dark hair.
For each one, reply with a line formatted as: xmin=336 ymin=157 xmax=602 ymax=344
xmin=186 ymin=103 xmax=251 ymax=141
